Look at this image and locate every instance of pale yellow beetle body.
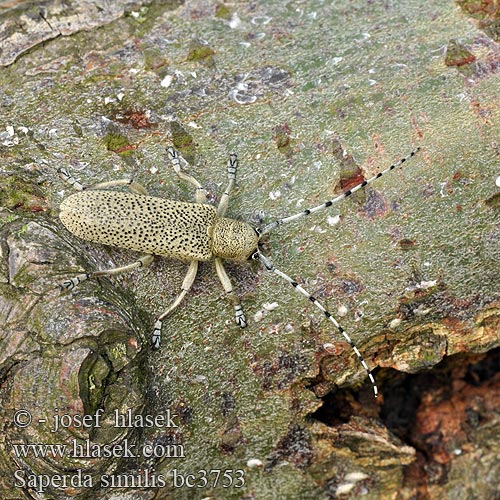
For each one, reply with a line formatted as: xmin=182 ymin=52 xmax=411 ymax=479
xmin=59 ymin=191 xmax=259 ymax=262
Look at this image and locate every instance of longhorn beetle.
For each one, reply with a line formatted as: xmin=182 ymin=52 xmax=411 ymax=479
xmin=58 ymin=145 xmax=421 ymax=398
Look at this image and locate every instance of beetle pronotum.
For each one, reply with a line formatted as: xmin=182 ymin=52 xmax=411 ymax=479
xmin=58 ymin=145 xmax=421 ymax=398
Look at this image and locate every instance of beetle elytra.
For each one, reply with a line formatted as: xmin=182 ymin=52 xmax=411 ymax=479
xmin=58 ymin=145 xmax=421 ymax=398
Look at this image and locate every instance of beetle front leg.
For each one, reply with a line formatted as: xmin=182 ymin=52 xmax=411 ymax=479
xmin=60 ymin=254 xmax=154 ymax=290
xmin=216 ymin=154 xmax=238 ymax=217
xmin=167 ymin=147 xmax=208 ymax=204
xmin=152 ymin=260 xmax=199 ymax=349
xmin=214 ymin=258 xmax=247 ymax=328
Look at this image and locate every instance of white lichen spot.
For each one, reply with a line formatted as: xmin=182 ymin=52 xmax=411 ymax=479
xmin=255 ymin=303 xmax=279 ymax=322
xmin=331 ymin=56 xmax=343 ymax=65
xmin=354 ymin=310 xmax=364 ymax=321
xmin=269 ymin=324 xmax=280 ymax=335
xmin=228 ymin=13 xmax=241 ymax=29
xmin=6 ymin=125 xmax=15 ymax=137
xmin=344 ymin=472 xmax=368 ymax=482
xmin=418 ymin=280 xmax=437 ymax=290
xmin=104 ymin=97 xmax=115 ymax=105
xmin=246 ymin=458 xmax=263 ymax=468
xmin=187 ymin=121 xmax=201 ymax=129
xmin=496 ymin=175 xmax=500 ymax=188
xmin=439 ymin=182 xmax=449 ymax=197
xmin=160 ymin=75 xmax=174 ymax=89
xmin=128 ymin=68 xmax=139 ymax=74
xmin=389 ymin=318 xmax=401 ymax=329
xmin=310 ymin=225 xmax=326 ymax=234
xmin=236 ymin=78 xmax=248 ymax=91
xmin=269 ymin=190 xmax=281 ymax=200
xmin=18 ymin=126 xmax=29 ymax=135
xmin=406 ymin=279 xmax=437 ymax=292
xmin=149 ymin=166 xmax=158 ymax=174
xmin=1 ymin=128 xmax=17 ymax=146
xmin=336 ymin=483 xmax=355 ymax=495
xmin=254 ymin=310 xmax=264 ymax=322
xmin=327 ymin=215 xmax=340 ymax=226
xmin=193 ymin=375 xmax=208 ymax=385
xmin=229 ymin=89 xmax=257 ymax=105
xmin=415 ymin=305 xmax=432 ymax=316
xmin=263 ymin=302 xmax=279 ymax=311
xmin=338 ymin=304 xmax=348 ymax=317
xmin=117 ymin=92 xmax=125 ymax=101
xmin=48 ymin=128 xmax=58 ymax=139
xmin=251 ymin=15 xmax=272 ymax=25
xmin=179 ymin=341 xmax=193 ymax=356
xmin=173 ymin=70 xmax=186 ymax=85
xmin=239 ymin=41 xmax=251 ymax=48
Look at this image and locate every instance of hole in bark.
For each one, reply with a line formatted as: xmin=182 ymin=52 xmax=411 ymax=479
xmin=309 ymin=347 xmax=500 ymax=494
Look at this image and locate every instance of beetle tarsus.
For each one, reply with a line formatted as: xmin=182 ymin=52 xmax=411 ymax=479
xmin=152 ymin=319 xmax=163 ymax=349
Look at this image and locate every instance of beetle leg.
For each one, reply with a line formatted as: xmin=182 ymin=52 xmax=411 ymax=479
xmin=152 ymin=260 xmax=199 ymax=349
xmin=58 ymin=168 xmax=149 ymax=195
xmin=214 ymin=257 xmax=247 ymax=328
xmin=57 ymin=167 xmax=85 ymax=191
xmin=88 ymin=179 xmax=149 ymax=196
xmin=60 ymin=254 xmax=154 ymax=290
xmin=217 ymin=153 xmax=238 ymax=217
xmin=166 ymin=147 xmax=208 ymax=204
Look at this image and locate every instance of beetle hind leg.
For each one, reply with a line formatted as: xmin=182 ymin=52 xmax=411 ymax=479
xmin=152 ymin=260 xmax=199 ymax=349
xmin=60 ymin=254 xmax=154 ymax=290
xmin=58 ymin=168 xmax=149 ymax=195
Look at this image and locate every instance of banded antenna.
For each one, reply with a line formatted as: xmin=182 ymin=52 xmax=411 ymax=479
xmin=260 ymin=147 xmax=421 ymax=235
xmin=256 ymin=147 xmax=422 ymax=397
xmin=255 ymin=251 xmax=378 ymax=397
